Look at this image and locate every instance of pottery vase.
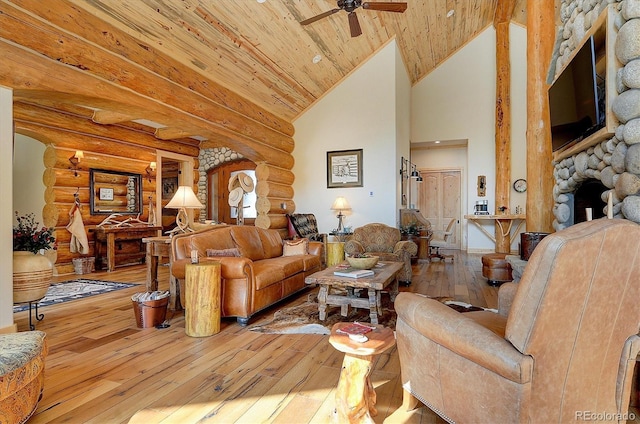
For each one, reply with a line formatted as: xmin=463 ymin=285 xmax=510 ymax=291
xmin=13 ymin=251 xmax=53 ymax=304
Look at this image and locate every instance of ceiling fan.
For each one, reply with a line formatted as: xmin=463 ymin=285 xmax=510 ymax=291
xmin=300 ymin=1 xmax=408 ymax=38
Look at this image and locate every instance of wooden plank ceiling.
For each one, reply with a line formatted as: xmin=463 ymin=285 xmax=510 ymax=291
xmin=68 ymin=0 xmax=527 ymax=123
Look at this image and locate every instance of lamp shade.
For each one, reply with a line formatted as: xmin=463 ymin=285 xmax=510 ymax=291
xmin=165 ymin=186 xmax=203 ymax=209
xmin=331 ymin=196 xmax=351 ymax=211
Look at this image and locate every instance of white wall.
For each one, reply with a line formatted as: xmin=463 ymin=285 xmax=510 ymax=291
xmin=13 ymin=134 xmax=46 ymax=225
xmin=0 ymin=86 xmax=14 ymax=331
xmin=293 ymin=40 xmax=410 ymax=233
xmin=411 ymin=23 xmax=528 ymax=252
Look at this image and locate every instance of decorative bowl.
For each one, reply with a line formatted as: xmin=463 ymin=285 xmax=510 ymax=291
xmin=346 ymin=255 xmax=379 ymax=270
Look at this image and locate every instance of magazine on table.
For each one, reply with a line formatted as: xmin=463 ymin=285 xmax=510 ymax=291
xmin=337 ymin=322 xmax=376 ymax=336
xmin=333 ymin=268 xmax=375 ymax=278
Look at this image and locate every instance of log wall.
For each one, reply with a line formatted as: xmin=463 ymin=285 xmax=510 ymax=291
xmin=15 ymin=102 xmax=200 ymax=274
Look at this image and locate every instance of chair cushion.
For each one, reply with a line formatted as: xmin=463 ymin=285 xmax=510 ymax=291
xmin=0 ymin=331 xmax=48 ymax=424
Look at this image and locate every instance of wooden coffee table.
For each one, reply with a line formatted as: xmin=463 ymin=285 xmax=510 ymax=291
xmin=304 ymin=261 xmax=403 ymax=324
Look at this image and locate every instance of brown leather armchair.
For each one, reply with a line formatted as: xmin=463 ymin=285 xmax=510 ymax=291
xmin=395 ymin=219 xmax=640 ymax=423
xmin=344 ymin=223 xmax=417 ymax=285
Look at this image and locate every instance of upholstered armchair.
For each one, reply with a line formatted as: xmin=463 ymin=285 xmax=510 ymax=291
xmin=395 ymin=219 xmax=640 ymax=423
xmin=287 ymin=213 xmax=328 ymax=265
xmin=344 ymin=223 xmax=417 ymax=284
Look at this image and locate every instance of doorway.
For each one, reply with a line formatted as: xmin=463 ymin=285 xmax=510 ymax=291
xmin=208 ymin=159 xmax=256 ymax=225
xmin=417 ymin=169 xmax=462 ymax=250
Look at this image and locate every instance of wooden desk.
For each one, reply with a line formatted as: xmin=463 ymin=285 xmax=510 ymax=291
xmin=94 ymin=226 xmax=161 ymax=272
xmin=464 ymin=214 xmax=526 ymax=254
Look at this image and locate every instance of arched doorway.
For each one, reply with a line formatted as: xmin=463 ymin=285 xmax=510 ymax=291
xmin=208 ymin=159 xmax=256 ymax=225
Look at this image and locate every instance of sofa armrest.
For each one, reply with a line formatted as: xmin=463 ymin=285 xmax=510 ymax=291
xmin=393 ymin=240 xmax=418 ymax=256
xmin=172 ymin=256 xmax=252 ymax=280
xmin=396 ymin=292 xmax=532 ymax=383
xmin=498 ymin=282 xmax=519 ymax=317
xmin=308 ymin=241 xmax=323 ymax=258
xmin=344 ymin=240 xmax=364 ymax=256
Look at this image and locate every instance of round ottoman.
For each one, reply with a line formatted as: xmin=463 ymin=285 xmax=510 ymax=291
xmin=0 ymin=331 xmax=48 ymax=424
xmin=481 ymin=253 xmax=513 ymax=286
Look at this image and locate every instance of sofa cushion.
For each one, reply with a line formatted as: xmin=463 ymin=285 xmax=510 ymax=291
xmin=283 ymin=238 xmax=309 ymax=256
xmin=258 ymin=228 xmax=285 ymax=259
xmin=230 ymin=226 xmax=266 ymax=261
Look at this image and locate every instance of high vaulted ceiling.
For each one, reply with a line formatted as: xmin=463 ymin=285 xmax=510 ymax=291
xmin=72 ymin=0 xmax=527 ymax=122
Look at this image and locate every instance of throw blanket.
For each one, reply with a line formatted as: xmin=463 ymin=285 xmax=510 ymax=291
xmin=67 ymin=208 xmax=89 ymax=254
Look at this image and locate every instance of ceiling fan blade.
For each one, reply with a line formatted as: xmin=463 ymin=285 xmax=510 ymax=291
xmin=362 ymin=2 xmax=408 ymax=13
xmin=300 ymin=8 xmax=341 ymax=25
xmin=348 ymin=11 xmax=362 ymax=37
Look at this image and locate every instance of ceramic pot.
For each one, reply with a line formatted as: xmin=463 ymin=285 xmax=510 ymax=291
xmin=13 ymin=251 xmax=53 ymax=304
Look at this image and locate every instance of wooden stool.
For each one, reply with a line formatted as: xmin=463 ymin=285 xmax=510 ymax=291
xmin=481 ymin=253 xmax=513 ymax=286
xmin=329 ymin=323 xmax=395 ymax=423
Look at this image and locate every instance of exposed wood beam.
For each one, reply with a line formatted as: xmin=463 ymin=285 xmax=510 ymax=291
xmin=154 ymin=127 xmax=198 ymax=141
xmin=526 ymin=0 xmax=555 ymax=232
xmin=91 ymin=110 xmax=139 ymax=125
xmin=493 ymin=0 xmax=515 ymax=253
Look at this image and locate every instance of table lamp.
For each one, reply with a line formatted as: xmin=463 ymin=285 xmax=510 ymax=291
xmin=331 ymin=196 xmax=351 ymax=233
xmin=165 ymin=186 xmax=203 ymax=233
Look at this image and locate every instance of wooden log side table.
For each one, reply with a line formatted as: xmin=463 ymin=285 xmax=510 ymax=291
xmin=185 ymin=262 xmax=222 ymax=337
xmin=326 ymin=242 xmax=345 ymax=267
xmin=329 ymin=323 xmax=396 ymax=424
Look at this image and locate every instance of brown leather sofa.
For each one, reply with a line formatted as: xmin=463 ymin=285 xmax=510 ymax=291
xmin=395 ymin=219 xmax=640 ymax=423
xmin=171 ymin=225 xmax=323 ymax=325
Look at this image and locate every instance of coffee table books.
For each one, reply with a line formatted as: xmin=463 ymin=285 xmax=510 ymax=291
xmin=336 ymin=322 xmax=376 ymax=336
xmin=333 ymin=268 xmax=375 ymax=278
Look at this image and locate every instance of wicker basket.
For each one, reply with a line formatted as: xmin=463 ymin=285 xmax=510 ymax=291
xmin=72 ymin=257 xmax=95 ymax=275
xmin=132 ymin=296 xmax=169 ymax=328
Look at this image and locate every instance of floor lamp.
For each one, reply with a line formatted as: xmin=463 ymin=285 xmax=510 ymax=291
xmin=165 ymin=186 xmax=203 ymax=233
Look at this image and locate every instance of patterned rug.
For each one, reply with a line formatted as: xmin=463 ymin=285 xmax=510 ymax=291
xmin=13 ymin=279 xmax=138 ymax=313
xmin=248 ymin=292 xmax=491 ymax=335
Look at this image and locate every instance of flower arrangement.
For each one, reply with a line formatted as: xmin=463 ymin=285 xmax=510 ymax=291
xmin=13 ymin=212 xmax=57 ymax=254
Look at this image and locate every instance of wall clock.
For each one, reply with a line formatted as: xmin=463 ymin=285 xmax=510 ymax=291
xmin=513 ymin=179 xmax=527 ymax=193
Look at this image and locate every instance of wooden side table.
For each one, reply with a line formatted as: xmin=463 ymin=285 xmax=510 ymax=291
xmin=185 ymin=262 xmax=222 ymax=337
xmin=329 ymin=322 xmax=396 ymax=423
xmin=326 ymin=242 xmax=345 ymax=267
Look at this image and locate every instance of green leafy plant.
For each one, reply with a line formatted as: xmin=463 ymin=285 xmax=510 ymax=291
xmin=13 ymin=212 xmax=57 ymax=253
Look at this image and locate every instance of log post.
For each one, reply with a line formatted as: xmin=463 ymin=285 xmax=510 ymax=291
xmin=494 ymin=0 xmax=515 ymax=253
xmin=184 ymin=262 xmax=222 ymax=337
xmin=526 ymin=0 xmax=556 ymax=233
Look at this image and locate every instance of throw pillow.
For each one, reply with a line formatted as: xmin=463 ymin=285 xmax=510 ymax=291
xmin=206 ymin=248 xmax=241 ymax=257
xmin=283 ymin=238 xmax=309 ymax=256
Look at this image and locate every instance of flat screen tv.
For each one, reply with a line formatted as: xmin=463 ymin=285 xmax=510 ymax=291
xmin=549 ymin=36 xmax=605 ymax=152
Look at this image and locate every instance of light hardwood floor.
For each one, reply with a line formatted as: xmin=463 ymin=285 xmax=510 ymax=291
xmin=13 ymin=251 xmax=638 ymax=423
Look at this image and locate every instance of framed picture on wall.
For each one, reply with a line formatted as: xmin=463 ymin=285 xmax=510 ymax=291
xmin=98 ymin=187 xmax=114 ymax=201
xmin=327 ymin=149 xmax=363 ymax=188
xmin=162 ymin=177 xmax=178 ymax=199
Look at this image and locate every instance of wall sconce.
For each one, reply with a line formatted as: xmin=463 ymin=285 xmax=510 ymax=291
xmin=331 ymin=196 xmax=351 ymax=233
xmin=69 ymin=150 xmax=83 ymax=177
xmin=146 ymin=161 xmax=156 ymax=182
xmin=400 ymin=156 xmax=422 ymax=206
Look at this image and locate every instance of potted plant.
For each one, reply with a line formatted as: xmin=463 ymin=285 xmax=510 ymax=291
xmin=13 ymin=212 xmax=57 ymax=304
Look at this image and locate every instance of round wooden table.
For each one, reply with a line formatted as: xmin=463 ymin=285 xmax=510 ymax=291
xmin=329 ymin=322 xmax=396 ymax=423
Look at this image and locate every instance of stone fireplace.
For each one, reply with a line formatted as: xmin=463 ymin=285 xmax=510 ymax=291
xmin=553 ymin=0 xmax=640 ymax=230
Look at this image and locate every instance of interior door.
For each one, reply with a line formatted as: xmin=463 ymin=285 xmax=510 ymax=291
xmin=418 ymin=170 xmax=461 ymax=249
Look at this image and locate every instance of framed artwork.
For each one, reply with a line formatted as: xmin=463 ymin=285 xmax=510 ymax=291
xmin=162 ymin=177 xmax=178 ymax=199
xmin=98 ymin=187 xmax=114 ymax=201
xmin=327 ymin=149 xmax=363 ymax=188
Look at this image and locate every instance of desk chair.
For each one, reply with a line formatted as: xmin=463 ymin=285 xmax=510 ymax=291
xmin=429 ymin=218 xmax=456 ymax=261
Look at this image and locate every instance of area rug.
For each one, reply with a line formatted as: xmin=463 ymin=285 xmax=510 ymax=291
xmin=13 ymin=279 xmax=138 ymax=313
xmin=248 ymin=292 xmax=493 ymax=335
